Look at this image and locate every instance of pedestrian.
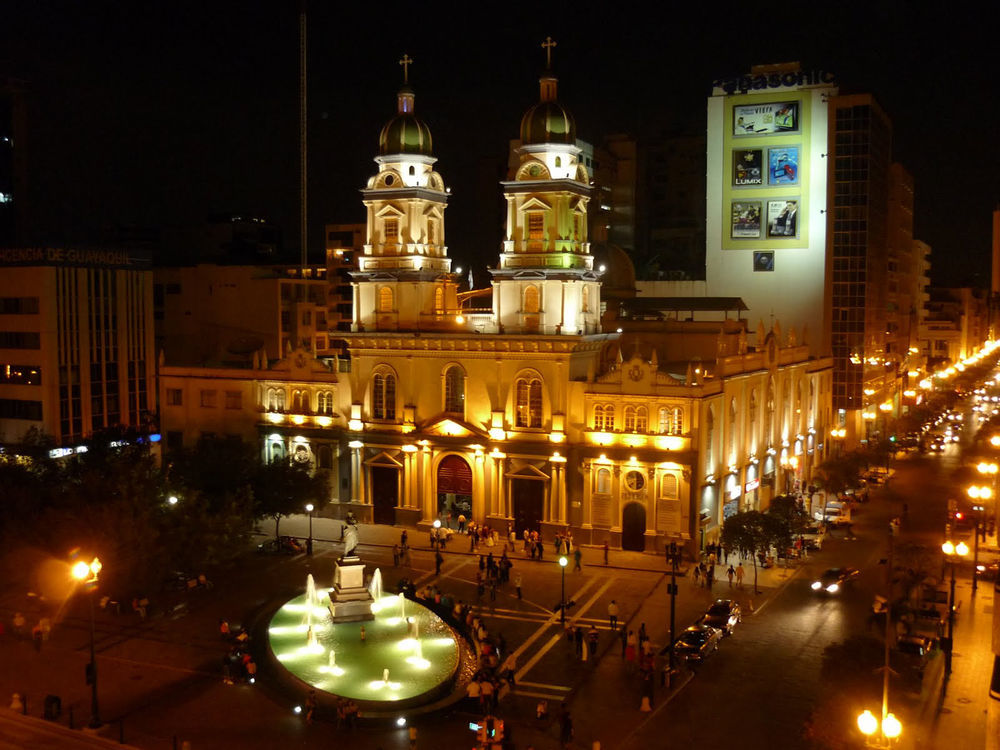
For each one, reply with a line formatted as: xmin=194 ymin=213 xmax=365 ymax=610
xmin=574 ymin=547 xmax=583 ymax=571
xmin=625 ymin=631 xmax=637 ymax=673
xmin=603 ymin=540 xmax=610 ymax=565
xmin=434 ymin=549 xmax=443 ymax=576
xmin=693 ymin=564 xmax=701 ymax=586
xmin=408 ymin=724 xmax=418 ymax=749
xmin=305 ymin=688 xmax=317 ymax=724
xmin=514 ymin=572 xmax=523 ymax=600
xmin=620 ymin=622 xmax=628 ymax=657
xmin=727 ymin=564 xmax=735 ymax=587
xmin=608 ymin=599 xmax=619 ymax=630
xmin=574 ymin=626 xmax=584 ymax=657
xmin=559 ymin=704 xmax=574 ymax=749
xmin=706 ymin=564 xmax=715 ymax=588
xmin=736 ymin=563 xmax=745 ymax=588
xmin=392 ymin=543 xmax=400 ymax=567
xmin=400 ymin=529 xmax=408 ymax=549
xmin=219 ymin=618 xmax=230 ymax=639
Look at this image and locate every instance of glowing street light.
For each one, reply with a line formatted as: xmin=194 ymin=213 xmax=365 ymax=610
xmin=941 ymin=540 xmax=969 ymax=674
xmin=305 ymin=503 xmax=315 ymax=556
xmin=71 ymin=556 xmax=103 ymax=728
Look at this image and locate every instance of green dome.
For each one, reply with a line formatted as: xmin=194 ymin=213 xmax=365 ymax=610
xmin=379 ymin=87 xmax=433 ymax=156
xmin=520 ymin=100 xmax=576 ymax=145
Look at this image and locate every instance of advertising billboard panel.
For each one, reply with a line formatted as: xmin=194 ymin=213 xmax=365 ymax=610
xmin=733 ymin=102 xmax=799 ymax=136
xmin=766 ymin=199 xmax=799 ymax=238
xmin=731 ymin=201 xmax=762 ymax=238
xmin=768 ymin=146 xmax=799 ymax=185
xmin=733 ymin=149 xmax=763 ymax=186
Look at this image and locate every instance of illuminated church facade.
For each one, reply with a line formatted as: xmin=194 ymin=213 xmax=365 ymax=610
xmin=159 ymin=53 xmax=833 ymax=553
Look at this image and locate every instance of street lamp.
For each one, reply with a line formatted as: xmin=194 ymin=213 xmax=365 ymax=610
xmin=941 ymin=539 xmax=969 ymax=675
xmin=558 ymin=556 xmax=568 ymax=624
xmin=71 ymin=556 xmax=103 ymax=729
xmin=857 ymin=710 xmax=902 ymax=746
xmin=966 ymin=484 xmax=991 ymax=592
xmin=305 ymin=503 xmax=315 ymax=556
xmin=666 ymin=543 xmax=681 ymax=677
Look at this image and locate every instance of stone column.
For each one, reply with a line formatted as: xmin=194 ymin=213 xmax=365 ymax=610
xmin=350 ymin=442 xmax=362 ymax=504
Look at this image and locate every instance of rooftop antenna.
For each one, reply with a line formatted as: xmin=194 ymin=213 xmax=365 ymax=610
xmin=299 ymin=0 xmax=308 ymax=269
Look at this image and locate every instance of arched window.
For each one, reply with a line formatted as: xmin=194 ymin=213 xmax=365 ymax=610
xmin=595 ymin=468 xmax=611 ymax=494
xmin=292 ymin=390 xmax=308 ymax=413
xmin=378 ymin=286 xmax=394 ymax=313
xmin=444 ymin=366 xmax=465 ymax=414
xmin=594 ymin=404 xmax=605 ymax=431
xmin=660 ymin=473 xmax=678 ymax=499
xmin=373 ymin=370 xmax=397 ymax=420
xmin=671 ymin=407 xmax=683 ymax=435
xmin=749 ymin=389 xmax=758 ymax=426
xmin=268 ymin=388 xmax=286 ymax=412
xmin=659 ymin=407 xmax=670 ymax=433
xmin=554 ymin=156 xmax=562 ymax=168
xmin=515 ymin=376 xmax=543 ymax=428
xmin=604 ymin=404 xmax=615 ymax=431
xmin=582 ymin=285 xmax=590 ymax=312
xmin=624 ymin=405 xmax=637 ymax=432
xmin=636 ymin=406 xmax=648 ymax=433
xmin=408 ymin=165 xmax=415 ymax=176
xmin=317 ymin=391 xmax=334 ymax=415
xmin=766 ymin=379 xmax=775 ymax=444
xmin=434 ymin=286 xmax=444 ymax=314
xmin=523 ymin=285 xmax=540 ymax=313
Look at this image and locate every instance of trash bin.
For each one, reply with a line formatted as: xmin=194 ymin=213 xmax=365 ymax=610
xmin=43 ymin=694 xmax=61 ymax=721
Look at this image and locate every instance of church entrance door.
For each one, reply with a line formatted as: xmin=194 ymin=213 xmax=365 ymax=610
xmin=371 ymin=466 xmax=398 ymax=525
xmin=622 ymin=502 xmax=646 ymax=551
xmin=512 ymin=479 xmax=545 ymax=535
xmin=437 ymin=455 xmax=473 ymax=527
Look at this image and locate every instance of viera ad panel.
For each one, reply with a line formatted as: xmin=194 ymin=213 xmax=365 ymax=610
xmin=733 ymin=101 xmax=799 ymax=136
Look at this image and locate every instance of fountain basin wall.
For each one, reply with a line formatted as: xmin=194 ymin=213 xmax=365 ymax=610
xmin=266 ymin=590 xmax=464 ymax=708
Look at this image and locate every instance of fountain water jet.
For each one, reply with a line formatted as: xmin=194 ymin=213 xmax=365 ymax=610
xmin=304 ymin=573 xmax=318 ymax=629
xmin=383 ymin=668 xmax=390 ymax=684
xmin=368 ymin=568 xmax=383 ymax=602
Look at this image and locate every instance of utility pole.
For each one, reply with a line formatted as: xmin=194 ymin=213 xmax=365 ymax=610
xmin=299 ymin=0 xmax=307 ymax=269
xmin=666 ymin=542 xmax=680 ymax=681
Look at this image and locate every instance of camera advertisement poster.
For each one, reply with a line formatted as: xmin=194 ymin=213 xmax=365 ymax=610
xmin=733 ymin=149 xmax=763 ymax=187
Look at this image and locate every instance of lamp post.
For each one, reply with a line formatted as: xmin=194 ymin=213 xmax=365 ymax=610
xmin=966 ymin=484 xmax=990 ymax=592
xmin=857 ymin=521 xmax=902 ymax=747
xmin=305 ymin=503 xmax=314 ymax=556
xmin=71 ymin=557 xmax=103 ymax=729
xmin=558 ymin=556 xmax=568 ymax=624
xmin=941 ymin=539 xmax=969 ymax=675
xmin=666 ymin=543 xmax=680 ymax=675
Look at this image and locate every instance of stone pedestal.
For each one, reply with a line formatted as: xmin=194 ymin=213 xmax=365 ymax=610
xmin=329 ymin=556 xmax=374 ymax=623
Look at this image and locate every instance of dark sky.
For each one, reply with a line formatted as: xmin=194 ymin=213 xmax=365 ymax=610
xmin=3 ymin=1 xmax=998 ymax=285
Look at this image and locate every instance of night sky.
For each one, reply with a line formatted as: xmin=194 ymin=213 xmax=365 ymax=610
xmin=2 ymin=1 xmax=998 ymax=286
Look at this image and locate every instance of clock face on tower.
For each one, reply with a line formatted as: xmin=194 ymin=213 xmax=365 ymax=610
xmin=624 ymin=470 xmax=646 ymax=491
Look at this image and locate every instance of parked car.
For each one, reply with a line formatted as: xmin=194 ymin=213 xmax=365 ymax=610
xmin=672 ymin=624 xmax=723 ymax=664
xmin=257 ymin=536 xmax=304 ymax=555
xmin=893 ymin=634 xmax=937 ymax=683
xmin=811 ymin=567 xmax=860 ymax=594
xmin=699 ymin=599 xmax=742 ymax=636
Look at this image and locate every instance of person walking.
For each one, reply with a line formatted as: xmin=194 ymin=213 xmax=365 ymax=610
xmin=727 ymin=564 xmax=735 ymax=587
xmin=559 ymin=704 xmax=574 ymax=749
xmin=434 ymin=549 xmax=444 ymax=576
xmin=392 ymin=544 xmax=401 ymax=567
xmin=603 ymin=540 xmax=609 ymax=565
xmin=514 ymin=572 xmax=523 ymax=600
xmin=304 ymin=688 xmax=317 ymax=724
xmin=573 ymin=546 xmax=583 ymax=572
xmin=736 ymin=563 xmax=745 ymax=588
xmin=608 ymin=599 xmax=619 ymax=630
xmin=620 ymin=623 xmax=628 ymax=658
xmin=693 ymin=564 xmax=701 ymax=586
xmin=400 ymin=529 xmax=408 ymax=549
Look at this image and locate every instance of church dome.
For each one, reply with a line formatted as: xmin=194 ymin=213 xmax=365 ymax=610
xmin=379 ymin=86 xmax=433 ymax=157
xmin=520 ymin=73 xmax=575 ymax=145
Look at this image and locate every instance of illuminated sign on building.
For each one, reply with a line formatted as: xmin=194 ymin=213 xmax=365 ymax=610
xmin=733 ymin=102 xmax=799 ymax=136
xmin=714 ymin=70 xmax=836 ymax=95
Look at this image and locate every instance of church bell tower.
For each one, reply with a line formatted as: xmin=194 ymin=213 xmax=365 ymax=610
xmin=351 ymin=55 xmax=458 ymax=333
xmin=490 ymin=38 xmax=601 ymax=336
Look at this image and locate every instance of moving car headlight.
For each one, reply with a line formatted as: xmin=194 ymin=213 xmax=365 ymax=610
xmin=811 ymin=581 xmax=822 ymax=590
xmin=826 ymin=583 xmax=840 ymax=593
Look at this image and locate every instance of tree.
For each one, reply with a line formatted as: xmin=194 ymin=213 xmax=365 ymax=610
xmin=167 ymin=436 xmax=258 ymax=512
xmin=252 ymin=458 xmax=328 ymax=539
xmin=720 ymin=511 xmax=790 ymax=593
xmin=768 ymin=494 xmax=811 ymax=535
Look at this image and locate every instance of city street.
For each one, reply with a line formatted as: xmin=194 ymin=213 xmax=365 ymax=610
xmin=1 ymin=448 xmax=998 ymax=749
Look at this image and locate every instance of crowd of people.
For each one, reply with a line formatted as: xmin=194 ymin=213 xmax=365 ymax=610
xmin=219 ymin=618 xmax=257 ymax=685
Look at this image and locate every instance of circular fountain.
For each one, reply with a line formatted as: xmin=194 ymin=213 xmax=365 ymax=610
xmin=266 ymin=563 xmax=466 ymax=711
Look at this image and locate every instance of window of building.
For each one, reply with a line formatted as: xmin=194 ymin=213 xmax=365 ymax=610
xmin=0 ymin=332 xmax=41 ymax=349
xmin=0 ymin=364 xmax=41 ymax=385
xmin=0 ymin=297 xmax=40 ymax=314
xmin=200 ymin=389 xmax=217 ymax=408
xmin=166 ymin=388 xmax=183 ymax=406
xmin=444 ymin=366 xmax=465 ymax=414
xmin=434 ymin=287 xmax=444 ymax=314
xmin=292 ymin=390 xmax=308 ymax=413
xmin=729 ymin=398 xmax=738 ymax=458
xmin=595 ymin=467 xmax=611 ymax=494
xmin=515 ymin=376 xmax=543 ymax=428
xmin=594 ymin=403 xmax=615 ymax=431
xmin=317 ymin=391 xmax=334 ymax=415
xmin=267 ymin=388 xmax=286 ymax=412
xmin=706 ymin=407 xmax=715 ymax=469
xmin=625 ymin=405 xmax=637 ymax=432
xmin=527 ymin=213 xmax=544 ymax=240
xmin=660 ymin=473 xmax=679 ymax=499
xmin=373 ymin=370 xmax=397 ymax=420
xmin=166 ymin=431 xmax=183 ymax=452
xmin=302 ymin=310 xmax=312 ymax=325
xmin=0 ymin=398 xmax=42 ymax=420
xmin=636 ymin=406 xmax=648 ymax=432
xmin=384 ymin=218 xmax=399 ymax=241
xmin=224 ymin=391 xmax=242 ymax=410
xmin=523 ymin=285 xmax=540 ymax=314
xmin=378 ymin=286 xmax=394 ymax=313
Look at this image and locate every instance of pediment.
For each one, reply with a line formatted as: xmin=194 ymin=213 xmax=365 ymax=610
xmin=506 ymin=463 xmax=550 ymax=481
xmin=375 ymin=204 xmax=405 ymax=218
xmin=520 ymin=196 xmax=552 ymax=211
xmin=420 ymin=414 xmax=489 ymax=439
xmin=365 ymin=450 xmax=403 ymax=468
xmin=269 ymin=347 xmax=338 ymax=380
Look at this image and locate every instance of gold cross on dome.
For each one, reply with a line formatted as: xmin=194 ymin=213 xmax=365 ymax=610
xmin=542 ymin=36 xmax=557 ymax=68
xmin=399 ymin=54 xmax=413 ymax=84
